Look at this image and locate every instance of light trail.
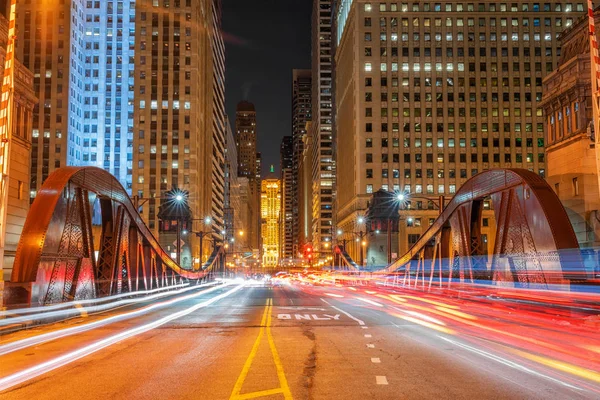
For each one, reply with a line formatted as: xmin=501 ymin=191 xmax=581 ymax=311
xmin=0 ymin=283 xmax=229 ymax=357
xmin=0 ymin=282 xmax=192 ymax=318
xmin=0 ymin=284 xmax=244 ymax=393
xmin=438 ymin=336 xmax=582 ymax=391
xmin=355 ymin=297 xmax=384 ymax=308
xmin=0 ymin=282 xmax=217 ymax=328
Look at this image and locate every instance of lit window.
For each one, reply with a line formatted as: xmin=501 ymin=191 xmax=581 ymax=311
xmin=365 ymin=62 xmax=372 ymax=72
xmin=365 ymin=3 xmax=371 ymax=11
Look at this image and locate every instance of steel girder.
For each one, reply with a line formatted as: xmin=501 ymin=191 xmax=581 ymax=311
xmin=386 ymin=169 xmax=581 ymax=289
xmin=10 ymin=167 xmax=222 ymax=306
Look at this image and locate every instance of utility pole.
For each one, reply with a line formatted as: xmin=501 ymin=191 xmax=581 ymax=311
xmin=0 ymin=0 xmax=17 ymax=274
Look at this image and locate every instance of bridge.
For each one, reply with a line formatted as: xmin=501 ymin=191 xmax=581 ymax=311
xmin=0 ymin=166 xmax=599 ymax=399
xmin=3 ymin=167 xmax=226 ymax=307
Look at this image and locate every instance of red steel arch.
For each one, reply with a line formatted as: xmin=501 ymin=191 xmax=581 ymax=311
xmin=10 ymin=167 xmax=218 ymax=305
xmin=386 ymin=169 xmax=581 ymax=288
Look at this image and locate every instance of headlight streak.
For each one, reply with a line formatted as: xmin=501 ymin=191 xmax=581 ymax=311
xmin=0 ymin=282 xmax=192 ymax=318
xmin=437 ymin=336 xmax=582 ymax=391
xmin=0 ymin=283 xmax=228 ymax=357
xmin=355 ymin=297 xmax=385 ymax=308
xmin=0 ymin=284 xmax=244 ymax=393
xmin=0 ymin=282 xmax=218 ymax=328
xmin=289 ymin=271 xmax=600 ymax=389
xmin=390 ymin=312 xmax=455 ymax=335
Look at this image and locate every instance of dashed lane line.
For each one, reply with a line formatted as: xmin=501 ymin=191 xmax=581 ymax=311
xmin=371 ymin=358 xmax=381 ymax=364
xmin=376 ymin=376 xmax=389 ymax=385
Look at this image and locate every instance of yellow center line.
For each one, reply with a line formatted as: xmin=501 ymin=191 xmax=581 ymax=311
xmin=266 ymin=298 xmax=293 ymax=400
xmin=229 ymin=298 xmax=293 ymax=400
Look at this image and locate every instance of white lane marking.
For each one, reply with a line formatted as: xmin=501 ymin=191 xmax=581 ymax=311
xmin=365 ymin=334 xmax=372 ymax=338
xmin=367 ymin=344 xmax=375 ymax=348
xmin=376 ymin=376 xmax=388 ymax=385
xmin=437 ymin=336 xmax=581 ymax=390
xmin=0 ymin=285 xmax=244 ymax=393
xmin=371 ymin=358 xmax=381 ymax=363
xmin=361 ymin=326 xmax=369 ymax=329
xmin=320 ymin=299 xmax=365 ymax=326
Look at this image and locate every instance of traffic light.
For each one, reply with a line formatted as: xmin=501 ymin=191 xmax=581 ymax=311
xmin=303 ymin=244 xmax=313 ymax=261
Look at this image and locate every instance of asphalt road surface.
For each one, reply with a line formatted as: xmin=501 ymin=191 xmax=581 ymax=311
xmin=0 ymin=281 xmax=598 ymax=399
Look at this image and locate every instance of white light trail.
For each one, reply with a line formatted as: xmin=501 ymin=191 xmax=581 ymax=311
xmin=0 ymin=282 xmax=193 ymax=318
xmin=0 ymin=283 xmax=227 ymax=357
xmin=0 ymin=284 xmax=244 ymax=393
xmin=0 ymin=282 xmax=216 ymax=328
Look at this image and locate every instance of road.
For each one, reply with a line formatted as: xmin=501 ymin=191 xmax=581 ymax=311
xmin=0 ymin=280 xmax=599 ymax=399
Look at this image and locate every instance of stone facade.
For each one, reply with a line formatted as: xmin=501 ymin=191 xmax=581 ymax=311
xmin=0 ymin=15 xmax=37 ymax=305
xmin=540 ymin=10 xmax=600 ymax=249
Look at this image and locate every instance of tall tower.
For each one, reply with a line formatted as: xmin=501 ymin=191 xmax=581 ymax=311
xmin=261 ymin=172 xmax=281 ymax=268
xmin=235 ymin=101 xmax=257 ymax=178
xmin=291 ymin=69 xmax=311 ymax=258
xmin=235 ymin=101 xmax=260 ymax=252
xmin=207 ymin=0 xmax=227 ymax=241
xmin=133 ymin=0 xmax=226 ymax=259
xmin=279 ymin=136 xmax=294 ymax=261
xmin=335 ymin=1 xmax=578 ymax=261
xmin=311 ymin=0 xmax=335 ymax=258
xmin=15 ymin=0 xmax=136 ymax=197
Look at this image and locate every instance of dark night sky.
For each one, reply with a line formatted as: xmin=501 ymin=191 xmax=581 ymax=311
xmin=222 ymin=0 xmax=312 ymax=176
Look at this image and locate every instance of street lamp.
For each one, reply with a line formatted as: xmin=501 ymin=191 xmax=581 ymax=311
xmin=192 ymin=216 xmax=214 ymax=265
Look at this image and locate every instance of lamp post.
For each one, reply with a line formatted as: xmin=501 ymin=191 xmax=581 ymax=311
xmin=397 ymin=192 xmax=445 ymax=255
xmin=336 ymin=216 xmax=368 ymax=268
xmin=191 ymin=215 xmax=213 ymax=265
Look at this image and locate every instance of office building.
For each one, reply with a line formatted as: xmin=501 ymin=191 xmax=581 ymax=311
xmin=298 ymin=124 xmax=313 ymax=253
xmin=0 ymin=13 xmax=37 ymax=301
xmin=541 ymin=9 xmax=600 ymax=248
xmin=311 ymin=0 xmax=335 ymax=256
xmin=235 ymin=101 xmax=260 ymax=252
xmin=280 ymin=136 xmax=294 ymax=261
xmin=236 ymin=101 xmax=257 ymax=178
xmin=291 ymin=69 xmax=311 ymax=256
xmin=261 ymin=176 xmax=281 ymax=267
xmin=335 ymin=1 xmax=578 ymax=261
xmin=133 ymin=0 xmax=226 ymax=260
xmin=15 ymin=0 xmax=135 ymax=197
xmin=224 ymin=117 xmax=240 ymax=245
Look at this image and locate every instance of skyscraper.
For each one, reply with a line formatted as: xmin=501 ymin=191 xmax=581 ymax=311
xmin=15 ymin=0 xmax=136 ymax=197
xmin=235 ymin=101 xmax=257 ymax=178
xmin=291 ymin=69 xmax=311 ymax=257
xmin=235 ymin=101 xmax=260 ymax=252
xmin=279 ymin=136 xmax=294 ymax=261
xmin=335 ymin=1 xmax=577 ymax=261
xmin=133 ymin=0 xmax=226 ymax=259
xmin=311 ymin=0 xmax=335 ymax=257
xmin=261 ymin=176 xmax=281 ymax=268
xmin=224 ymin=117 xmax=239 ymax=246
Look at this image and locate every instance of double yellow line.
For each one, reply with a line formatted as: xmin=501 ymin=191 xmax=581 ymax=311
xmin=229 ymin=298 xmax=293 ymax=400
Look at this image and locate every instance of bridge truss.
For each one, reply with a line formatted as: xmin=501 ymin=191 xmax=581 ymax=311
xmin=384 ymin=169 xmax=582 ymax=290
xmin=8 ymin=167 xmax=224 ymax=306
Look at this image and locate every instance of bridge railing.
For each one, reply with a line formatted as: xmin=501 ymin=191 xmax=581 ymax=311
xmin=4 ymin=167 xmax=223 ymax=307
